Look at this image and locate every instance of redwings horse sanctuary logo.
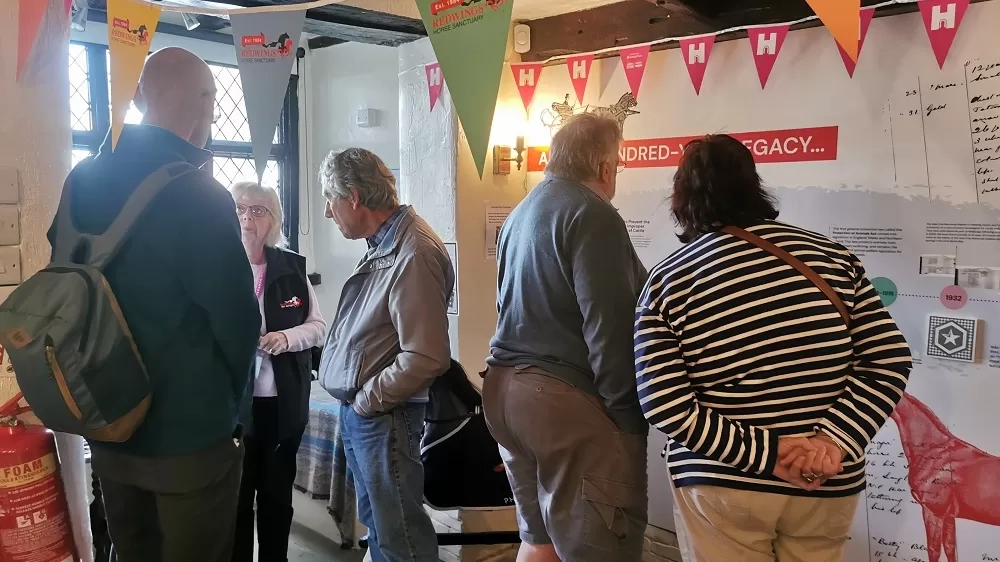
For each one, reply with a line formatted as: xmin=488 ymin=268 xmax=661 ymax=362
xmin=428 ymin=0 xmax=506 ymax=33
xmin=111 ymin=18 xmax=150 ymax=46
xmin=240 ymin=32 xmax=294 ymax=63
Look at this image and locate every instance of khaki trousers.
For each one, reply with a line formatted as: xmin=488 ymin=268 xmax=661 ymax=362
xmin=672 ymin=484 xmax=859 ymax=562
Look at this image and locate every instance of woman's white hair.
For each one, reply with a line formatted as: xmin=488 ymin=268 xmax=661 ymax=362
xmin=230 ymin=181 xmax=286 ymax=248
xmin=319 ymin=148 xmax=399 ymax=210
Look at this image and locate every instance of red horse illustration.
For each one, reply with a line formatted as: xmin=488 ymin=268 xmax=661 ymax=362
xmin=890 ymin=392 xmax=1000 ymax=562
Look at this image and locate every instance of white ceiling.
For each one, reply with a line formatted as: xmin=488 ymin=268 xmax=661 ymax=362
xmin=340 ymin=0 xmax=623 ymax=21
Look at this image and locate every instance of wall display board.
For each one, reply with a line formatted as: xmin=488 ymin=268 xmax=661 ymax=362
xmin=519 ymin=2 xmax=1000 ymax=560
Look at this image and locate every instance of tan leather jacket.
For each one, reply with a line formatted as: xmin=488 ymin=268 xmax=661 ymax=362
xmin=319 ymin=207 xmax=454 ymax=416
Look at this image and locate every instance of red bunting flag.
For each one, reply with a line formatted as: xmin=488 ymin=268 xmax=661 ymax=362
xmin=678 ymin=35 xmax=715 ymax=95
xmin=566 ymin=54 xmax=594 ymax=105
xmin=510 ymin=63 xmax=544 ymax=112
xmin=919 ymin=0 xmax=970 ymax=69
xmin=17 ymin=0 xmax=49 ymax=81
xmin=619 ymin=44 xmax=651 ymax=100
xmin=425 ymin=62 xmax=443 ymax=111
xmin=839 ymin=7 xmax=876 ymax=77
xmin=747 ymin=24 xmax=789 ymax=89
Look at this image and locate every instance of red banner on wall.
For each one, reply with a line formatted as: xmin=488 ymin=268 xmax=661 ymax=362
xmin=526 ymin=126 xmax=838 ymax=172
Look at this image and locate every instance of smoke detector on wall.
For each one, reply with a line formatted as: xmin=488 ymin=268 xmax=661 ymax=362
xmin=513 ymin=24 xmax=531 ymax=54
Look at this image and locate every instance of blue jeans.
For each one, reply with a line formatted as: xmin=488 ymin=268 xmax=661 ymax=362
xmin=341 ymin=403 xmax=438 ymax=562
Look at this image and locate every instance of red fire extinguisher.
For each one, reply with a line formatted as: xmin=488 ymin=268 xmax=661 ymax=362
xmin=0 ymin=392 xmax=78 ymax=562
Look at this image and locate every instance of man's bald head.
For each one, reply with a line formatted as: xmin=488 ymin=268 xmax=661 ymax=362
xmin=135 ymin=47 xmax=217 ymax=148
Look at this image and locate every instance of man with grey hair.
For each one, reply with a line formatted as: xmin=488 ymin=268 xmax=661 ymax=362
xmin=318 ymin=148 xmax=454 ymax=562
xmin=484 ymin=113 xmax=649 ymax=562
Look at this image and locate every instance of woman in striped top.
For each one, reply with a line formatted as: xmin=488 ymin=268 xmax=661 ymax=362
xmin=634 ymin=135 xmax=912 ymax=561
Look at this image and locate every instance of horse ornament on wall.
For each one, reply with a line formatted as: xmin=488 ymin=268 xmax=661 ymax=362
xmin=540 ymin=92 xmax=639 ymax=135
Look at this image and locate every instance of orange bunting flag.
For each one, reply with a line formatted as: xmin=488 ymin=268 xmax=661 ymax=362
xmin=805 ymin=0 xmax=861 ymax=62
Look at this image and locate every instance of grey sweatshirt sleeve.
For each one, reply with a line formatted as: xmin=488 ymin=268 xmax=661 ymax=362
xmin=568 ymin=203 xmax=644 ymax=417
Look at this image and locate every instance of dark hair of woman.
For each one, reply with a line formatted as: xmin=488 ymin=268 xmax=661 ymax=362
xmin=670 ymin=134 xmax=779 ymax=243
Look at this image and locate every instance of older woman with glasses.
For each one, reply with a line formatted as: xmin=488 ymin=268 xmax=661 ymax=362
xmin=229 ymin=181 xmax=327 ymax=562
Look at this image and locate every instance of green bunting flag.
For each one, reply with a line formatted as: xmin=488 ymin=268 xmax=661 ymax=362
xmin=416 ymin=0 xmax=514 ymax=178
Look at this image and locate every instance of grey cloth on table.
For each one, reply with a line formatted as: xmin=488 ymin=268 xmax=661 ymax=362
xmin=293 ymin=381 xmax=358 ymax=546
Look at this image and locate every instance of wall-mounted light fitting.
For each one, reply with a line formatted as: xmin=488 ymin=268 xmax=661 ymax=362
xmin=493 ymin=136 xmax=525 ymax=175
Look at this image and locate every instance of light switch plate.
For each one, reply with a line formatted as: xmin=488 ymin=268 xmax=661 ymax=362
xmin=0 ymin=247 xmax=21 ymax=286
xmin=0 ymin=206 xmax=19 ymax=246
xmin=0 ymin=168 xmax=18 ymax=204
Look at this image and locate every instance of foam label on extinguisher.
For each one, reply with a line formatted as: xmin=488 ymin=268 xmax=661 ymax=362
xmin=0 ymin=454 xmax=55 ymax=488
xmin=0 ymin=452 xmax=76 ymax=562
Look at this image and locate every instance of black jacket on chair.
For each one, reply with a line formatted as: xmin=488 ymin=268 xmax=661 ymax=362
xmin=243 ymin=246 xmax=318 ymax=441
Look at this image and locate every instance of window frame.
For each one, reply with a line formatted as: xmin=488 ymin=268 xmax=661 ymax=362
xmin=69 ymin=40 xmax=300 ymax=250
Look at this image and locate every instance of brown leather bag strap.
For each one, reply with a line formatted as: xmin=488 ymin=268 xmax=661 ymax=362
xmin=722 ymin=226 xmax=850 ymax=327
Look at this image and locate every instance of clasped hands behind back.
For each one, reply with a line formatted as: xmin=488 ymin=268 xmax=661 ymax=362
xmin=773 ymin=433 xmax=845 ymax=491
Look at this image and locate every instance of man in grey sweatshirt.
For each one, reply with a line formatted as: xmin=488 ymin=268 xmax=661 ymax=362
xmin=483 ymin=113 xmax=649 ymax=562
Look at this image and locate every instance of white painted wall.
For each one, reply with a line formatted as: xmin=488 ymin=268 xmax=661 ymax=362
xmin=2 ymin=4 xmax=92 ymax=560
xmin=297 ymin=42 xmax=400 ymax=322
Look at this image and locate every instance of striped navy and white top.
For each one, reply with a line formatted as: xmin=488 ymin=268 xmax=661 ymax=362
xmin=634 ymin=221 xmax=912 ymax=497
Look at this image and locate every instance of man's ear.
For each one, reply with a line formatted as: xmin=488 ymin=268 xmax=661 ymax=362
xmin=349 ymin=188 xmax=361 ymax=209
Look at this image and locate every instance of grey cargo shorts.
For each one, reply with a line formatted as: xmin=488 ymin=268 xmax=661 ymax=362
xmin=482 ymin=365 xmax=648 ymax=561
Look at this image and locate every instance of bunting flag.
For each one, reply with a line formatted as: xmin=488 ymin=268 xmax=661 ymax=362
xmin=619 ymin=44 xmax=651 ymax=100
xmin=416 ymin=0 xmax=514 ymax=178
xmin=566 ymin=54 xmax=594 ymax=105
xmin=806 ymin=0 xmax=861 ymax=62
xmin=919 ymin=0 xmax=970 ymax=69
xmin=510 ymin=63 xmax=544 ymax=112
xmin=425 ymin=63 xmax=443 ymax=111
xmin=678 ymin=35 xmax=715 ymax=95
xmin=839 ymin=7 xmax=876 ymax=77
xmin=230 ymin=10 xmax=306 ymax=182
xmin=17 ymin=0 xmax=50 ymax=81
xmin=747 ymin=24 xmax=789 ymax=88
xmin=107 ymin=0 xmax=161 ymax=150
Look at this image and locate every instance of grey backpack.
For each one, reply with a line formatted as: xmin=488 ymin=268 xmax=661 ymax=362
xmin=0 ymin=162 xmax=196 ymax=442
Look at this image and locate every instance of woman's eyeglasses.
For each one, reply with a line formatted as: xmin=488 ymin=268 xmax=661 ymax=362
xmin=237 ymin=204 xmax=271 ymax=218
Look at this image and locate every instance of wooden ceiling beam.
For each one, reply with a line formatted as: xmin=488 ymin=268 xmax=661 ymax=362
xmin=84 ymin=0 xmax=425 ymax=47
xmin=522 ymin=1 xmax=714 ymax=62
xmin=524 ymin=0 xmax=992 ymax=63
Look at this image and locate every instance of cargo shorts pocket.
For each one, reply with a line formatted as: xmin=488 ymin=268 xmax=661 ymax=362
xmin=581 ymin=475 xmax=645 ymax=551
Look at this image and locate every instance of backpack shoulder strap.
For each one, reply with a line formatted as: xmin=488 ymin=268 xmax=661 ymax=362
xmin=87 ymin=162 xmax=199 ymax=270
xmin=51 ymin=173 xmax=83 ymax=264
xmin=722 ymin=226 xmax=850 ymax=327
